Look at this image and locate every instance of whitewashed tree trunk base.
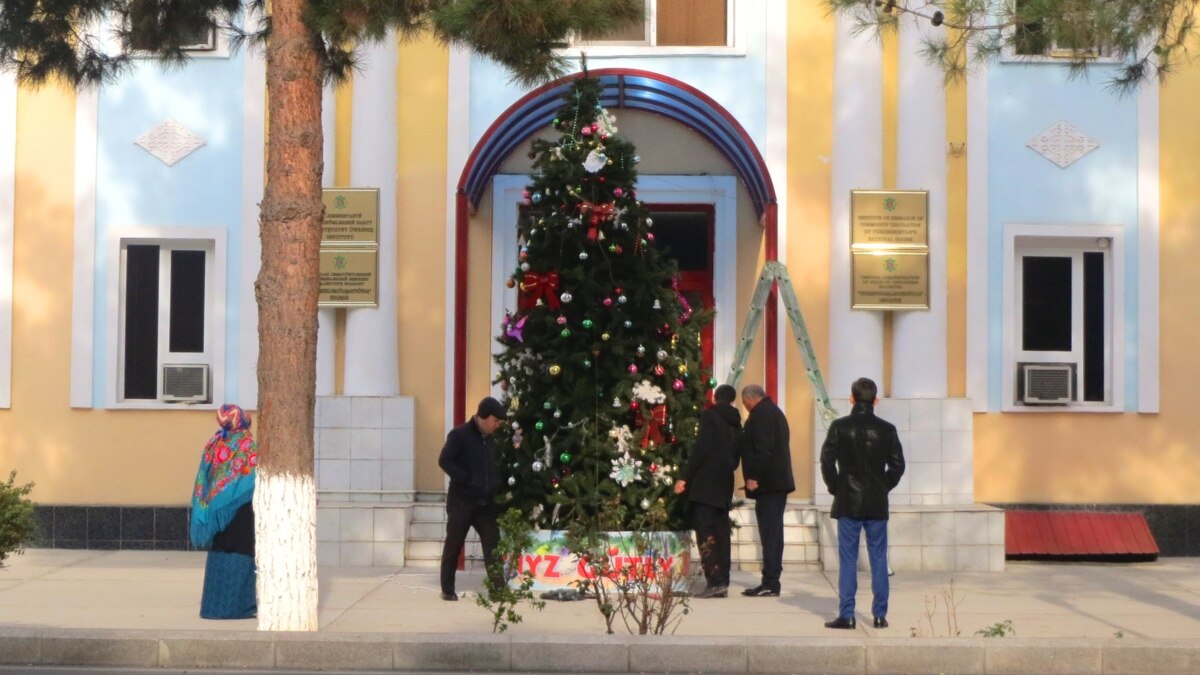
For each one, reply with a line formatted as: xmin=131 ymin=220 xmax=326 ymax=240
xmin=255 ymin=471 xmax=319 ymax=631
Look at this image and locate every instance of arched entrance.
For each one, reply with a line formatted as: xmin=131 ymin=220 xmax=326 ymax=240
xmin=453 ymin=68 xmax=778 ymax=421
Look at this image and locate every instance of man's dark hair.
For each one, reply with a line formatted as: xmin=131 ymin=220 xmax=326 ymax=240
xmin=714 ymin=384 xmax=737 ymax=404
xmin=851 ymin=377 xmax=878 ymax=404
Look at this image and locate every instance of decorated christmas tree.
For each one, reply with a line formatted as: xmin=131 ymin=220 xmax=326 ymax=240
xmin=494 ymin=72 xmax=713 ymax=532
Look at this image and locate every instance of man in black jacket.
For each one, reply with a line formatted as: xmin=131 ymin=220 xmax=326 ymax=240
xmin=738 ymin=383 xmax=794 ymax=597
xmin=820 ymin=377 xmax=906 ymax=629
xmin=674 ymin=384 xmax=742 ymax=598
xmin=438 ymin=396 xmax=505 ymax=601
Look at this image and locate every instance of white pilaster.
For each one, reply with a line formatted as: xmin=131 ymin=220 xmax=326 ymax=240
xmin=892 ymin=15 xmax=948 ymax=398
xmin=444 ymin=45 xmax=471 ymax=431
xmin=343 ymin=36 xmax=399 ymax=395
xmin=238 ymin=29 xmax=266 ymax=409
xmin=829 ymin=15 xmax=885 ymax=391
xmin=1136 ymin=75 xmax=1160 ymax=413
xmin=765 ymin=0 xmax=788 ymax=405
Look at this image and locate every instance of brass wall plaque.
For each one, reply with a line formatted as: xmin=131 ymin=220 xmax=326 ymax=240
xmin=852 ymin=250 xmax=929 ymax=310
xmin=319 ymin=249 xmax=379 ymax=307
xmin=851 ymin=190 xmax=928 ymax=249
xmin=321 ymin=188 xmax=379 ymax=245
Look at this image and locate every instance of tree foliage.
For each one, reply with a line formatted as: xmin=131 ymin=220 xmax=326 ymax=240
xmin=0 ymin=0 xmax=645 ymax=86
xmin=0 ymin=471 xmax=36 ymax=570
xmin=493 ymin=73 xmax=712 ymax=532
xmin=826 ymin=0 xmax=1200 ymax=93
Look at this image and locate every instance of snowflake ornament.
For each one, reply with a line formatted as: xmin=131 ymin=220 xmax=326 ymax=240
xmin=583 ymin=149 xmax=608 ymax=173
xmin=632 ymin=380 xmax=666 ymax=405
xmin=610 ymin=452 xmax=643 ymax=487
xmin=595 ymin=108 xmax=618 ymax=136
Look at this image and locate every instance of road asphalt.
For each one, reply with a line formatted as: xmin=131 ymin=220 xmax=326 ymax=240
xmin=0 ymin=549 xmax=1198 ymax=673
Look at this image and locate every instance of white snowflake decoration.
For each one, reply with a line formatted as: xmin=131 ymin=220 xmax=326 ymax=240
xmin=651 ymin=463 xmax=675 ymax=487
xmin=595 ymin=108 xmax=618 ymax=136
xmin=632 ymin=380 xmax=666 ymax=405
xmin=610 ymin=452 xmax=643 ymax=487
xmin=582 ymin=149 xmax=607 ymax=173
xmin=609 ymin=425 xmax=634 ymax=455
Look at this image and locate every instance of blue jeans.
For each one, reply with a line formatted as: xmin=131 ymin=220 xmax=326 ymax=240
xmin=836 ymin=517 xmax=889 ymax=620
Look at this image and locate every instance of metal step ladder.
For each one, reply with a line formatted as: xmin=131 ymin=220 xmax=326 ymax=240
xmin=726 ymin=261 xmax=838 ymax=425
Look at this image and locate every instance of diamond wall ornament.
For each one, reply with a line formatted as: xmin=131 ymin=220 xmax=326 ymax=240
xmin=134 ymin=118 xmax=206 ymax=166
xmin=1027 ymin=120 xmax=1099 ymax=169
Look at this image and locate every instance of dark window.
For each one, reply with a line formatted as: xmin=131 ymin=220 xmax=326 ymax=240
xmin=123 ymin=245 xmax=160 ymax=399
xmin=1022 ymin=256 xmax=1072 ymax=352
xmin=1082 ymin=251 xmax=1105 ymax=402
xmin=169 ymin=250 xmax=206 ymax=353
xmin=647 ymin=209 xmax=710 ymax=272
xmin=578 ymin=0 xmax=727 ymax=47
xmin=127 ymin=1 xmax=217 ymax=52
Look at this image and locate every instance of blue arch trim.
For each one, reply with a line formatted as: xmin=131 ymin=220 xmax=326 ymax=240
xmin=461 ymin=69 xmax=776 ymax=219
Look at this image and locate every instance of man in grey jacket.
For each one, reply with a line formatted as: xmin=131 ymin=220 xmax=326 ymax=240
xmin=820 ymin=377 xmax=905 ymax=629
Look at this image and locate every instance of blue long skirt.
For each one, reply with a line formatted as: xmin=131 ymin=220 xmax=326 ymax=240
xmin=200 ymin=551 xmax=257 ymax=619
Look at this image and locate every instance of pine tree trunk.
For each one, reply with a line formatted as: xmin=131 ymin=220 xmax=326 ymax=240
xmin=254 ymin=0 xmax=324 ymax=632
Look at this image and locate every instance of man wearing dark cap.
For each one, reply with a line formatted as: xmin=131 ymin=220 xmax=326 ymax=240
xmin=675 ymin=384 xmax=742 ymax=598
xmin=437 ymin=396 xmax=506 ymax=601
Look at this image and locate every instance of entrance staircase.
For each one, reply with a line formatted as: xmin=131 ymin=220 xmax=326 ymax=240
xmin=403 ymin=495 xmax=822 ymax=572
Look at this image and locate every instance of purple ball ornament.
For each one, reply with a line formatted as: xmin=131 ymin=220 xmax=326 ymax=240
xmin=628 ymin=364 xmax=639 ymax=374
xmin=613 ymin=187 xmax=624 ymax=198
xmin=672 ymin=379 xmax=685 ymax=391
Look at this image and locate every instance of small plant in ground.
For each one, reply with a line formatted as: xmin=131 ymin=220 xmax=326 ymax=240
xmin=909 ymin=578 xmax=965 ymax=637
xmin=567 ymin=497 xmax=695 ymax=635
xmin=476 ymin=509 xmax=545 ymax=633
xmin=975 ymin=619 xmax=1016 ymax=638
xmin=0 ymin=471 xmax=36 ymax=570
xmin=1113 ymin=630 xmax=1124 ymax=638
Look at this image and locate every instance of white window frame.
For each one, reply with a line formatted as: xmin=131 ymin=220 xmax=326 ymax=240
xmin=106 ymin=227 xmax=226 ymax=409
xmin=565 ymin=0 xmax=745 ymax=57
xmin=122 ymin=14 xmax=231 ymax=59
xmin=999 ymin=4 xmax=1122 ymax=64
xmin=1002 ymin=224 xmax=1123 ymax=412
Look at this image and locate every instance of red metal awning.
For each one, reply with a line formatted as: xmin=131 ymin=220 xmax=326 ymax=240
xmin=1006 ymin=511 xmax=1159 ymax=559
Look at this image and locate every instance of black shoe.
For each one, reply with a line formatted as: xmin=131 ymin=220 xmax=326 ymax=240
xmin=440 ymin=591 xmax=458 ymax=601
xmin=695 ymin=585 xmax=728 ymax=599
xmin=825 ymin=616 xmax=856 ymax=629
xmin=873 ymin=616 xmax=888 ymax=628
xmin=741 ymin=584 xmax=780 ymax=597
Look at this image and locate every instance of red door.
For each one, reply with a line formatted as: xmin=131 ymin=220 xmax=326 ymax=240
xmin=645 ymin=204 xmax=715 ymax=380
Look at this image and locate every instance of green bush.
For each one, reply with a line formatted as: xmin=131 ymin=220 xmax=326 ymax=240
xmin=0 ymin=471 xmax=36 ymax=569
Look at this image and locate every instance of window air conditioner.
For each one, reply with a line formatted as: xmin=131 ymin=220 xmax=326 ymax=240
xmin=1018 ymin=363 xmax=1074 ymax=405
xmin=162 ymin=364 xmax=210 ymax=403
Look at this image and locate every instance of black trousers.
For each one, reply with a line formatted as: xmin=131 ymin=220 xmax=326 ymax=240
xmin=440 ymin=491 xmax=500 ymax=594
xmin=690 ymin=502 xmax=731 ymax=588
xmin=753 ymin=491 xmax=787 ymax=590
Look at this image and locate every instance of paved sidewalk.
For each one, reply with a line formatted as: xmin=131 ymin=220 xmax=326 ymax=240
xmin=1 ymin=549 xmax=1199 ymax=672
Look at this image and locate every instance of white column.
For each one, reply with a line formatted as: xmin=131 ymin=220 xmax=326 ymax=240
xmin=343 ymin=36 xmax=399 ymax=395
xmin=829 ymin=14 xmax=885 ymax=392
xmin=892 ymin=15 xmax=948 ymax=397
xmin=238 ymin=31 xmax=266 ymax=409
xmin=316 ymin=84 xmax=336 ymax=396
xmin=965 ymin=50 xmax=990 ymax=411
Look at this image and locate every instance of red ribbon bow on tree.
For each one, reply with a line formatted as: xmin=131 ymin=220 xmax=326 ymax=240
xmin=580 ymin=201 xmax=617 ymax=241
xmin=638 ymin=404 xmax=668 ymax=448
xmin=520 ymin=271 xmax=561 ymax=310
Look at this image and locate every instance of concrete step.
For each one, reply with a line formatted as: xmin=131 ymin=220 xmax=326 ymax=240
xmin=411 ymin=503 xmax=446 ymax=523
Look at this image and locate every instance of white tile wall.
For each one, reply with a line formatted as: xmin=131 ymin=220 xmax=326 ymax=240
xmin=817 ymin=505 xmax=1005 ymax=572
xmin=814 ymin=398 xmax=975 ymax=506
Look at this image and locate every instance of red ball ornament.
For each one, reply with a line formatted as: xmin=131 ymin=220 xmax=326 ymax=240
xmin=603 ymin=297 xmax=613 ymax=307
xmin=630 ymin=401 xmax=640 ymax=411
xmin=581 ymin=126 xmax=593 ymax=136
xmin=613 ymin=188 xmax=624 ymax=198
xmin=653 ymin=365 xmax=666 ymax=376
xmin=650 ymin=463 xmax=658 ymax=473
xmin=628 ymin=364 xmax=639 ymax=374
xmin=608 ymin=546 xmax=620 ymax=557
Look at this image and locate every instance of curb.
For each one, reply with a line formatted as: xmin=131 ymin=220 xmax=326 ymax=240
xmin=2 ymin=629 xmax=1199 ymax=673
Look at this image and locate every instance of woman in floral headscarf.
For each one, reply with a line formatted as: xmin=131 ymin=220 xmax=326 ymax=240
xmin=190 ymin=404 xmax=258 ymax=619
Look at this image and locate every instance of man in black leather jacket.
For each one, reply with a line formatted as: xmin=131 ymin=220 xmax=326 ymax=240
xmin=820 ymin=377 xmax=905 ymax=629
xmin=738 ymin=383 xmax=794 ymax=597
xmin=437 ymin=396 xmax=505 ymax=601
xmin=675 ymin=384 xmax=742 ymax=598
